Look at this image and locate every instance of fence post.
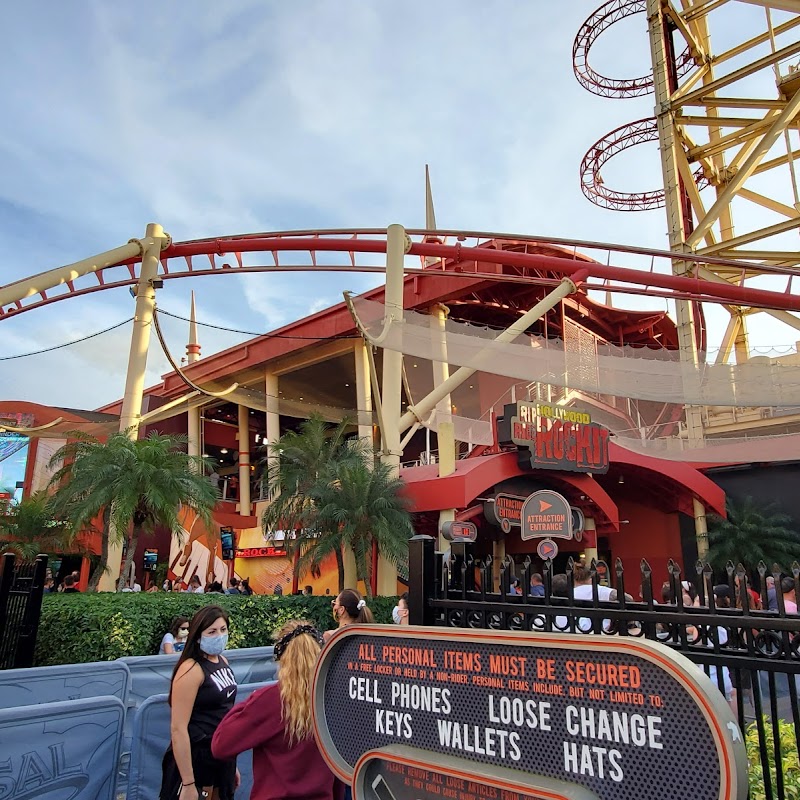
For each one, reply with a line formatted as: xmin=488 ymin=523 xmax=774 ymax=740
xmin=0 ymin=553 xmax=15 ymax=648
xmin=14 ymin=553 xmax=48 ymax=668
xmin=408 ymin=535 xmax=436 ymax=626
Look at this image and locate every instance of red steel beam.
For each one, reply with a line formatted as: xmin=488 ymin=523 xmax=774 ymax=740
xmin=162 ymin=237 xmax=800 ymax=311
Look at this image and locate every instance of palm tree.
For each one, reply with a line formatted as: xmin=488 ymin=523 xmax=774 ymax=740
xmin=261 ymin=414 xmax=366 ymax=590
xmin=49 ymin=431 xmax=218 ymax=591
xmin=0 ymin=491 xmax=88 ymax=562
xmin=304 ymin=458 xmax=413 ymax=598
xmin=707 ymin=496 xmax=800 ymax=574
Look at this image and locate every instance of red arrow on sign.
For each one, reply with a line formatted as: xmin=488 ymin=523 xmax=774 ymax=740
xmin=539 ymin=499 xmax=552 ymax=512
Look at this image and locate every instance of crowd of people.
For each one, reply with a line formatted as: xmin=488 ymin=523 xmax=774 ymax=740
xmin=154 ymin=576 xmax=255 ymax=595
xmin=158 ymin=586 xmax=401 ymax=800
xmin=43 ymin=569 xmax=82 ymax=593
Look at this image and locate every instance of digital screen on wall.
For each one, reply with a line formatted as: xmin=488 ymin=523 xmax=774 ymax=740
xmin=221 ymin=528 xmax=235 ymax=560
xmin=143 ymin=549 xmax=158 ymax=571
xmin=0 ymin=434 xmax=29 ymax=502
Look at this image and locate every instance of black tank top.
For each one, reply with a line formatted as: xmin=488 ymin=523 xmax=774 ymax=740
xmin=188 ymin=657 xmax=237 ymax=742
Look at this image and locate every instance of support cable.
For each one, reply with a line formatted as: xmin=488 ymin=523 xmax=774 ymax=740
xmin=151 ymin=307 xmax=238 ymax=399
xmin=156 ymin=307 xmax=359 ymax=340
xmin=0 ymin=317 xmax=133 ymax=361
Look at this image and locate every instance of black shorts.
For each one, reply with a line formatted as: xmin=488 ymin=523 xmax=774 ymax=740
xmin=160 ymin=739 xmax=236 ymax=800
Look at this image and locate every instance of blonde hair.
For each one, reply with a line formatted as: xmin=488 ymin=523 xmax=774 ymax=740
xmin=275 ymin=619 xmax=321 ymax=745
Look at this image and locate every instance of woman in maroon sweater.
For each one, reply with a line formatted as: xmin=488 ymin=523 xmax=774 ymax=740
xmin=212 ymin=620 xmax=343 ymax=800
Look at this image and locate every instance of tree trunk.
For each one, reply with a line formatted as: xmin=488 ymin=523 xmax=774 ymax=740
xmin=87 ymin=506 xmax=111 ymax=592
xmin=335 ymin=547 xmax=345 ymax=593
xmin=356 ymin=544 xmax=372 ymax=600
xmin=117 ymin=525 xmax=140 ymax=592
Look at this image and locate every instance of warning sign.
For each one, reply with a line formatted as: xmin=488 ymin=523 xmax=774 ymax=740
xmin=521 ymin=490 xmax=572 ymax=542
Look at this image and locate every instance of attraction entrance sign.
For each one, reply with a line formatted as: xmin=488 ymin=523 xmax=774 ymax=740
xmin=312 ymin=626 xmax=747 ymax=800
xmin=520 ymin=490 xmax=572 ymax=542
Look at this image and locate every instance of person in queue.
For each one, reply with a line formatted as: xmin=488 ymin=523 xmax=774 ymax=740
xmin=160 ymin=616 xmax=190 ymax=655
xmin=781 ymin=576 xmax=799 ymax=613
xmin=212 ymin=620 xmax=343 ymax=800
xmin=159 ymin=606 xmax=239 ymax=800
xmin=529 ymin=572 xmax=545 ymax=597
xmin=323 ymin=588 xmax=374 ymax=642
xmin=392 ymin=592 xmax=410 ymax=625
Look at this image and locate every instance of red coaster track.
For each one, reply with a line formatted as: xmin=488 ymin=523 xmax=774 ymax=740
xmin=573 ymin=0 xmax=692 ymax=99
xmin=579 ymin=118 xmax=708 ymax=211
xmin=574 ymin=0 xmax=696 ymax=211
xmin=1 ymin=230 xmax=797 ymax=320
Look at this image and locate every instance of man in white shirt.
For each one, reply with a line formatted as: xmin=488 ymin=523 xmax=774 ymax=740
xmin=572 ymin=563 xmax=614 ymax=632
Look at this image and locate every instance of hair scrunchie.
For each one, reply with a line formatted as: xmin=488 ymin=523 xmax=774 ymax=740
xmin=274 ymin=624 xmax=323 ymax=661
xmin=356 ymin=599 xmax=366 ymax=610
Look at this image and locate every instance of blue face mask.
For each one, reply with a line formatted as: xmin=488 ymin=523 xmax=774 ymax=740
xmin=200 ymin=633 xmax=228 ymax=655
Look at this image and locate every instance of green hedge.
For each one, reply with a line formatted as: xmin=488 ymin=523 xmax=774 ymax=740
xmin=34 ymin=593 xmax=399 ymax=667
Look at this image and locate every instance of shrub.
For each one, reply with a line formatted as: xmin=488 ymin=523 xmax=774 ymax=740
xmin=34 ymin=593 xmax=398 ymax=666
xmin=746 ymin=716 xmax=800 ymax=799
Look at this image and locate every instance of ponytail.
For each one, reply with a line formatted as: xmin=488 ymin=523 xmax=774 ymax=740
xmin=338 ymin=588 xmax=374 ymax=623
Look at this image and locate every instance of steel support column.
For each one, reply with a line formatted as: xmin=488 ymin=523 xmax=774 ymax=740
xmin=378 ymin=224 xmax=409 ymax=595
xmin=646 ymin=0 xmax=705 ymax=442
xmin=100 ymin=223 xmax=169 ymax=592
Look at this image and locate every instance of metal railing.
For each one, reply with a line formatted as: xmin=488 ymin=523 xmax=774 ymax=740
xmin=0 ymin=552 xmax=48 ymax=670
xmin=408 ymin=537 xmax=800 ymax=800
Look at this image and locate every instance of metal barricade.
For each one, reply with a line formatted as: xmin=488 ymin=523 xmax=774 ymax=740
xmin=0 ymin=551 xmax=48 ymax=669
xmin=409 ymin=536 xmax=800 ymax=800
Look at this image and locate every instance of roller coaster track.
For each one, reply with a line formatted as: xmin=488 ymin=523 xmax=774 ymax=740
xmin=1 ymin=229 xmax=798 ymax=321
xmin=580 ymin=118 xmax=709 ymax=211
xmin=573 ymin=0 xmax=693 ymax=98
xmin=574 ymin=0 xmax=699 ymax=211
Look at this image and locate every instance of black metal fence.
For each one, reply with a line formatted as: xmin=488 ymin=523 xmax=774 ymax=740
xmin=408 ymin=536 xmax=800 ymax=800
xmin=0 ymin=552 xmax=48 ymax=670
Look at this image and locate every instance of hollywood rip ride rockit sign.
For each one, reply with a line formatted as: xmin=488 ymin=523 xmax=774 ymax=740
xmin=312 ymin=627 xmax=747 ymax=800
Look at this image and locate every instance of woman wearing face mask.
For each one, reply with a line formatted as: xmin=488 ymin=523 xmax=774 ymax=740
xmin=392 ymin=593 xmax=410 ymax=625
xmin=160 ymin=616 xmax=190 ymax=655
xmin=323 ymin=588 xmax=374 ymax=643
xmin=160 ymin=606 xmax=240 ymax=800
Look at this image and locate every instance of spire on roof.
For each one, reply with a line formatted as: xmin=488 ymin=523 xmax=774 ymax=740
xmin=186 ymin=290 xmax=201 ymax=363
xmin=424 ymin=164 xmax=442 ymax=267
xmin=425 ymin=164 xmax=437 ymax=232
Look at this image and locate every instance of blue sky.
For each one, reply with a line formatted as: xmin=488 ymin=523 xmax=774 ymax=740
xmin=1 ymin=1 xmax=797 ymax=409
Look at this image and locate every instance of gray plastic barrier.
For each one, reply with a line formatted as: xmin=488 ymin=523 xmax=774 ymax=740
xmin=0 ymin=660 xmax=131 ymax=709
xmin=119 ymin=645 xmax=277 ymax=710
xmin=116 ymin=647 xmax=276 ymax=791
xmin=0 ymin=695 xmax=125 ymax=800
xmin=125 ymin=682 xmax=273 ymax=800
